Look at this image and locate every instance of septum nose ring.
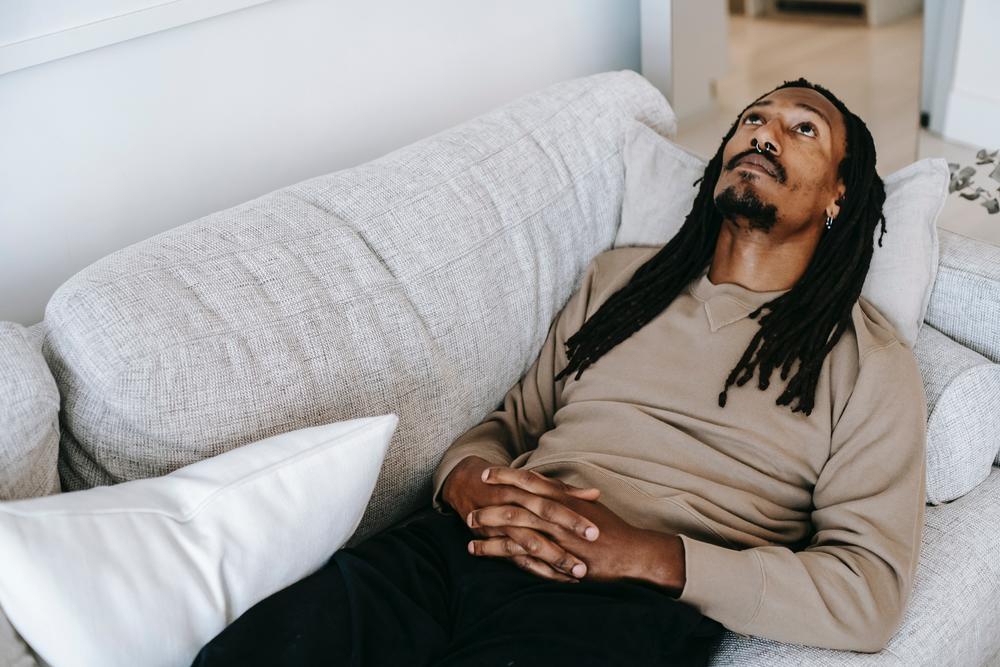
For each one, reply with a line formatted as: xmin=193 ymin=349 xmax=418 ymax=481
xmin=752 ymin=138 xmax=774 ymax=153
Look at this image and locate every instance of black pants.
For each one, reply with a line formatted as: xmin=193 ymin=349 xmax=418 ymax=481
xmin=192 ymin=507 xmax=725 ymax=666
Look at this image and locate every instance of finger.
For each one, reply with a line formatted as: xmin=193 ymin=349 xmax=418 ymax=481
xmin=468 ymin=504 xmax=557 ymax=538
xmin=482 ymin=467 xmax=601 ymax=501
xmin=477 ymin=471 xmax=601 ymax=541
xmin=467 ymin=537 xmax=579 ymax=584
xmin=512 ymin=554 xmax=580 ymax=583
xmin=467 ymin=534 xmax=527 ymax=558
xmin=510 ymin=490 xmax=602 ymax=542
xmin=504 ymin=525 xmax=589 ymax=578
xmin=507 ymin=493 xmax=600 ymax=542
xmin=468 ymin=526 xmax=587 ymax=579
xmin=470 ymin=524 xmax=506 ymax=540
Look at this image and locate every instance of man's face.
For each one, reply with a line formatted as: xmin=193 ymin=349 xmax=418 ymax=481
xmin=713 ymin=87 xmax=848 ymax=234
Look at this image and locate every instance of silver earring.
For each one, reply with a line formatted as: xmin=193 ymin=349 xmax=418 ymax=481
xmin=825 ymin=215 xmax=835 ymax=229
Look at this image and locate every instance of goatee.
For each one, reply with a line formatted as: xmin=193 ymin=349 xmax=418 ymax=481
xmin=714 ymin=184 xmax=779 ymax=233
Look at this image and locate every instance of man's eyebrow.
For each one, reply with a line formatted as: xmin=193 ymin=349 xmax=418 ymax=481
xmin=744 ymin=99 xmax=832 ymax=130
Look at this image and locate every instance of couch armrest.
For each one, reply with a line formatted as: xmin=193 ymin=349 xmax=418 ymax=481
xmin=0 ymin=322 xmax=61 ymax=500
xmin=924 ymin=228 xmax=1000 ymax=364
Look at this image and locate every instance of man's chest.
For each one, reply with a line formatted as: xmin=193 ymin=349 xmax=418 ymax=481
xmin=557 ymin=295 xmax=834 ymax=488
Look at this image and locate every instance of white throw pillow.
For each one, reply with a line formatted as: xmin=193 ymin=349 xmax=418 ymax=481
xmin=613 ymin=120 xmax=950 ymax=348
xmin=0 ymin=414 xmax=398 ymax=667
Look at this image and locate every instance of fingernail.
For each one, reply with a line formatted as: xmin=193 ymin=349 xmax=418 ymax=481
xmin=585 ymin=526 xmax=598 ymax=541
xmin=468 ymin=542 xmax=475 ymax=554
xmin=467 ymin=512 xmax=475 ymax=527
xmin=481 ymin=469 xmax=489 ymax=482
xmin=572 ymin=563 xmax=586 ymax=577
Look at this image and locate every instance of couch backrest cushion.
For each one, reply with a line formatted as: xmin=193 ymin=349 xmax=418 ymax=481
xmin=0 ymin=322 xmax=60 ymax=501
xmin=926 ymin=228 xmax=1000 ymax=364
xmin=41 ymin=70 xmax=676 ymax=542
xmin=0 ymin=604 xmax=37 ymax=667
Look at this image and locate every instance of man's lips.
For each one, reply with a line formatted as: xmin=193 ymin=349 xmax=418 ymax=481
xmin=734 ymin=153 xmax=779 ymax=178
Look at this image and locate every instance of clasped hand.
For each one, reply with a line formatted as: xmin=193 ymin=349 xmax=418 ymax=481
xmin=464 ymin=466 xmax=649 ymax=585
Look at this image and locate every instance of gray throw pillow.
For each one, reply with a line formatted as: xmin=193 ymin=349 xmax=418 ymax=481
xmin=0 ymin=605 xmax=39 ymax=667
xmin=914 ymin=322 xmax=1000 ymax=504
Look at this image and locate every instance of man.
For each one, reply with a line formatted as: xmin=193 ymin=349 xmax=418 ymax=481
xmin=193 ymin=78 xmax=927 ymax=666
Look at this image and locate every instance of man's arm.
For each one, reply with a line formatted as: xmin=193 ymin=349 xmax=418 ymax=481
xmin=638 ymin=342 xmax=928 ymax=653
xmin=431 ymin=255 xmax=603 ymax=515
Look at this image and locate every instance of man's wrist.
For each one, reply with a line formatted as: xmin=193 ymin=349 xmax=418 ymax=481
xmin=441 ymin=456 xmax=492 ymax=513
xmin=633 ymin=529 xmax=686 ymax=597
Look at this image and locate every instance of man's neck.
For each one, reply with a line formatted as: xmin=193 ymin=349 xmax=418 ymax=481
xmin=707 ymin=218 xmax=821 ymax=292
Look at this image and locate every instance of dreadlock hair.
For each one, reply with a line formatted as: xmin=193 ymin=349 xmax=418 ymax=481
xmin=553 ymin=77 xmax=887 ymax=416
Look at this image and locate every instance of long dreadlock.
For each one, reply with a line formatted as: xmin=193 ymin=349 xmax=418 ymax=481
xmin=553 ymin=78 xmax=887 ymax=416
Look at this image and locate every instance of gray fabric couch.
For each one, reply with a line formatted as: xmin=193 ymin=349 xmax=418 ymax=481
xmin=2 ymin=70 xmax=998 ymax=665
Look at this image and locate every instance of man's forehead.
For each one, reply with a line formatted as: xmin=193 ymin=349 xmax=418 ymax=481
xmin=750 ymin=88 xmax=844 ymax=136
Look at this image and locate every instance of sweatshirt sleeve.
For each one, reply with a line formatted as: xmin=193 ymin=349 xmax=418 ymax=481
xmin=429 ymin=256 xmax=603 ymax=516
xmin=676 ymin=341 xmax=928 ymax=653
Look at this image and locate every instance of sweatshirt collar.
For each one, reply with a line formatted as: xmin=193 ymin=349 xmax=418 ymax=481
xmin=688 ymin=267 xmax=792 ymax=332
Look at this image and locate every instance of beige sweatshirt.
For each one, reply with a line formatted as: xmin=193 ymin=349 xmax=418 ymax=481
xmin=431 ymin=245 xmax=927 ymax=653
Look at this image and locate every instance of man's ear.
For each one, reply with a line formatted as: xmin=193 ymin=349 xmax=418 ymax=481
xmin=827 ymin=183 xmax=847 ymax=219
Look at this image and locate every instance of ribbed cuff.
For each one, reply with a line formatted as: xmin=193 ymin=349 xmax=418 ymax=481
xmin=676 ymin=533 xmax=766 ymax=632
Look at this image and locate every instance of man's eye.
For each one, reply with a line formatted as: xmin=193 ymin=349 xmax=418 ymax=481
xmin=744 ymin=113 xmax=817 ymax=137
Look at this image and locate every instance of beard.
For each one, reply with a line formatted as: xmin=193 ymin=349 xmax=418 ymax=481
xmin=714 ymin=183 xmax=779 ymax=233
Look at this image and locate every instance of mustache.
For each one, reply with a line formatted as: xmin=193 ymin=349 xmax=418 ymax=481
xmin=725 ymin=149 xmax=786 ymax=183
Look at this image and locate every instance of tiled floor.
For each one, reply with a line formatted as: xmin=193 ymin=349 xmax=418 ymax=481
xmin=673 ymin=11 xmax=1000 ymax=246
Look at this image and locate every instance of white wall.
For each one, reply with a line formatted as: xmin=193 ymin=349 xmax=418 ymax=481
xmin=919 ymin=0 xmax=962 ymax=135
xmin=0 ymin=0 xmax=640 ymax=325
xmin=639 ymin=0 xmax=727 ymax=122
xmin=939 ymin=0 xmax=1000 ymax=149
xmin=640 ymin=0 xmax=672 ymax=104
xmin=669 ymin=0 xmax=727 ymax=121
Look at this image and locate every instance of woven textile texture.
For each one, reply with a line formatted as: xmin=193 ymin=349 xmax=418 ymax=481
xmin=925 ymin=228 xmax=1000 ymax=365
xmin=704 ymin=467 xmax=1000 ymax=666
xmin=914 ymin=323 xmax=1000 ymax=497
xmin=41 ymin=70 xmax=676 ymax=545
xmin=0 ymin=322 xmax=60 ymax=501
xmin=25 ymin=69 xmax=1000 ymax=664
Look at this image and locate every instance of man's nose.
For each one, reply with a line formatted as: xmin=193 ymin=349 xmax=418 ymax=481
xmin=751 ymin=125 xmax=781 ymax=156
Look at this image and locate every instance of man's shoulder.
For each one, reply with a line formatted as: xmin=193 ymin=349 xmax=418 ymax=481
xmin=593 ymin=245 xmax=662 ymax=263
xmin=829 ymin=298 xmax=926 ymax=444
xmin=827 ymin=297 xmax=906 ymax=364
xmin=578 ymin=246 xmax=662 ymax=312
xmin=852 ymin=296 xmax=909 ymax=362
xmin=588 ymin=245 xmax=661 ymax=287
xmin=827 ymin=297 xmax=918 ymax=419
